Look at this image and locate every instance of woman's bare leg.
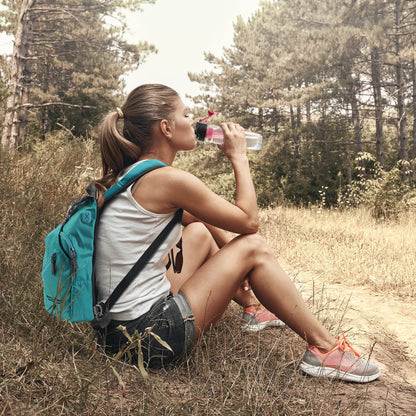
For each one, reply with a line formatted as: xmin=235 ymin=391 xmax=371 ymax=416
xmin=167 ymin=222 xmax=265 ymax=309
xmin=180 ymin=233 xmax=337 ymax=352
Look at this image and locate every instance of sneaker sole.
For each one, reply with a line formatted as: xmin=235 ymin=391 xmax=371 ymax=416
xmin=242 ymin=319 xmax=285 ymax=332
xmin=299 ymin=361 xmax=380 ymax=383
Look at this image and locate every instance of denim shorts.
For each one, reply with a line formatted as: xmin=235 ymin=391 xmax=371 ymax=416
xmin=97 ymin=291 xmax=195 ymax=368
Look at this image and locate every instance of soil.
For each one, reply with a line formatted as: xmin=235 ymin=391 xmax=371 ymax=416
xmin=287 ymin=265 xmax=416 ymax=415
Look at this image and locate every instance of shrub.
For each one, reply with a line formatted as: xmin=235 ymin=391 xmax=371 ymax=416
xmin=338 ymin=159 xmax=416 ymax=220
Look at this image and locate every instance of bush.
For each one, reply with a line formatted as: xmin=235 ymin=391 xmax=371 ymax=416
xmin=338 ymin=160 xmax=416 ymax=220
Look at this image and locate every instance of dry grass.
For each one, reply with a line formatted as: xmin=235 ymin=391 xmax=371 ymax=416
xmin=1 ymin=306 xmax=372 ymax=415
xmin=1 ymin=139 xmax=413 ymax=415
xmin=259 ymin=206 xmax=416 ymax=299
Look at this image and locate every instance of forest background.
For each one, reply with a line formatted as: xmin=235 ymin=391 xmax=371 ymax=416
xmin=1 ymin=0 xmax=416 ymax=414
xmin=1 ymin=0 xmax=416 ymax=214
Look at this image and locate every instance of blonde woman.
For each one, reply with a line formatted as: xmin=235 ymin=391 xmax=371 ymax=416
xmin=94 ymin=84 xmax=380 ymax=383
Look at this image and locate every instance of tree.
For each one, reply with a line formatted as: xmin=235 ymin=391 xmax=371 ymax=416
xmin=1 ymin=0 xmax=156 ymax=147
xmin=371 ymin=44 xmax=385 ymax=168
xmin=190 ymin=0 xmax=371 ymax=199
xmin=1 ymin=0 xmax=34 ymax=147
xmin=380 ymin=0 xmax=416 ymax=177
xmin=364 ymin=0 xmax=390 ymax=169
xmin=394 ymin=0 xmax=409 ymax=163
xmin=190 ymin=0 xmax=416 ymax=205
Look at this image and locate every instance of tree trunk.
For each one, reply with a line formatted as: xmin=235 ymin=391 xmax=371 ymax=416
xmin=289 ymin=104 xmax=295 ymax=130
xmin=395 ymin=0 xmax=409 ymax=164
xmin=411 ymin=53 xmax=416 ymax=183
xmin=345 ymin=137 xmax=352 ymax=185
xmin=272 ymin=107 xmax=279 ymax=134
xmin=350 ymin=87 xmax=366 ymax=179
xmin=371 ymin=46 xmax=385 ymax=169
xmin=296 ymin=105 xmax=301 ymax=128
xmin=396 ymin=59 xmax=408 ymax=162
xmin=290 ymin=104 xmax=300 ymax=154
xmin=413 ymin=56 xmax=416 ymax=159
xmin=39 ymin=57 xmax=50 ymax=139
xmin=1 ymin=0 xmax=35 ymax=148
xmin=258 ymin=107 xmax=263 ymax=130
xmin=342 ymin=102 xmax=352 ymax=185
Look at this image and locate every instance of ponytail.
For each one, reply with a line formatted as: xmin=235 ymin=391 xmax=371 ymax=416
xmin=93 ymin=84 xmax=180 ymax=207
xmin=94 ymin=111 xmax=141 ymax=206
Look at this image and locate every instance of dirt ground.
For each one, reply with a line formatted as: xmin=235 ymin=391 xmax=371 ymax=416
xmin=288 ymin=266 xmax=416 ymax=415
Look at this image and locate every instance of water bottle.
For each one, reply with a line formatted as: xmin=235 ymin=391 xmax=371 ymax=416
xmin=195 ymin=122 xmax=263 ymax=150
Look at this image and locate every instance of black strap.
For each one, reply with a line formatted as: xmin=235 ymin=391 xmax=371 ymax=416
xmin=90 ymin=163 xmax=182 ymax=329
xmin=107 ymin=208 xmax=182 ymax=311
xmin=92 ymin=208 xmax=183 ymax=328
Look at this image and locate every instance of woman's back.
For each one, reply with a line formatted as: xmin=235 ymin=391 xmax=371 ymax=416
xmin=95 ymin=161 xmax=182 ymax=321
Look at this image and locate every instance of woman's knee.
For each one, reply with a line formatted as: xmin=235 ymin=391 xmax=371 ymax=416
xmin=183 ymin=222 xmax=217 ymax=253
xmin=184 ymin=222 xmax=211 ymax=242
xmin=234 ymin=233 xmax=272 ymax=261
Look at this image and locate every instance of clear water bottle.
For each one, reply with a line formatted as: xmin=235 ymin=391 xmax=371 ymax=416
xmin=195 ymin=122 xmax=263 ymax=150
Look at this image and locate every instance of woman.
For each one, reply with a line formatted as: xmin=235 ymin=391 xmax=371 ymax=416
xmin=95 ymin=84 xmax=380 ymax=383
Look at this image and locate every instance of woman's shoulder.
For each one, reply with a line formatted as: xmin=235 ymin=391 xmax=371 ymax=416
xmin=147 ymin=165 xmax=198 ymax=185
xmin=132 ymin=164 xmax=204 ymax=211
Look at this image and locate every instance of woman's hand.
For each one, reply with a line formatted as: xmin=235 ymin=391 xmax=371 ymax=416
xmin=242 ymin=277 xmax=252 ymax=292
xmin=218 ymin=122 xmax=247 ymax=161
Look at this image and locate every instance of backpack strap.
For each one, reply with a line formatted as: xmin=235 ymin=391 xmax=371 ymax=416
xmin=104 ymin=159 xmax=167 ymax=202
xmin=91 ymin=159 xmax=182 ymax=329
xmin=92 ymin=208 xmax=183 ymax=329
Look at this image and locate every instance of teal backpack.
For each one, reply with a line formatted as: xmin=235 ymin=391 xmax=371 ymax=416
xmin=41 ymin=159 xmax=182 ymax=328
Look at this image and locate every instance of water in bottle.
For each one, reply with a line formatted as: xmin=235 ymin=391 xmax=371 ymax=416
xmin=194 ymin=122 xmax=263 ymax=150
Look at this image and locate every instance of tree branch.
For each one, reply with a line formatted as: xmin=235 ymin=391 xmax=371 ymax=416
xmin=18 ymin=102 xmax=95 ymax=109
xmin=56 ymin=122 xmax=78 ymax=140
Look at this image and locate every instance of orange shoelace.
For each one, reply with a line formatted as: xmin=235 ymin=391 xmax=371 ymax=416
xmin=336 ymin=332 xmax=360 ymax=358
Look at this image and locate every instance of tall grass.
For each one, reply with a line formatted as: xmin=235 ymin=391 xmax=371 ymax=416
xmin=0 ymin=138 xmax=411 ymax=414
xmin=259 ymin=207 xmax=416 ymax=299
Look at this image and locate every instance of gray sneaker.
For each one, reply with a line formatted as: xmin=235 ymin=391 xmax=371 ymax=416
xmin=242 ymin=306 xmax=285 ymax=332
xmin=300 ymin=334 xmax=380 ymax=383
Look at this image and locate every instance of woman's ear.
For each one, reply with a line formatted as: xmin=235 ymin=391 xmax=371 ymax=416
xmin=159 ymin=119 xmax=174 ymax=140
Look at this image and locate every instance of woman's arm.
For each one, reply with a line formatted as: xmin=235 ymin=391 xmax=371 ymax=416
xmin=220 ymin=123 xmax=258 ymax=228
xmin=133 ymin=123 xmax=259 ymax=235
xmin=177 ymin=122 xmax=259 ymax=234
xmin=182 ymin=211 xmax=234 ymax=248
xmin=167 ymin=169 xmax=258 ymax=234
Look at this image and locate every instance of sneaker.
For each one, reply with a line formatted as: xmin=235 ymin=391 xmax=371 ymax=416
xmin=299 ymin=334 xmax=380 ymax=383
xmin=241 ymin=305 xmax=285 ymax=332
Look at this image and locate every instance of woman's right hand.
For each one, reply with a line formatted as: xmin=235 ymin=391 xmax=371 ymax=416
xmin=218 ymin=122 xmax=247 ymax=161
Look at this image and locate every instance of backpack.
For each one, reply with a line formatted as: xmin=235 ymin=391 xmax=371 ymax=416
xmin=41 ymin=159 xmax=182 ymax=328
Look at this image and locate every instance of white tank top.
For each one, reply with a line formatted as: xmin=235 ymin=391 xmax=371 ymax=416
xmin=95 ymin=160 xmax=182 ymax=321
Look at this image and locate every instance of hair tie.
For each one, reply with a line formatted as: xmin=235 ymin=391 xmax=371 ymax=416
xmin=116 ymin=107 xmax=124 ymax=119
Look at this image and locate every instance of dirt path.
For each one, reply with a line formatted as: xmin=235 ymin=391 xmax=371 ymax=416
xmin=286 ymin=266 xmax=416 ymax=415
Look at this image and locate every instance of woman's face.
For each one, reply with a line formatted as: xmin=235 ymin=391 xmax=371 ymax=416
xmin=170 ymin=98 xmax=195 ymax=150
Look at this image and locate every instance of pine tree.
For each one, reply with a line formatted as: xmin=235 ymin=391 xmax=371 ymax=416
xmin=189 ymin=0 xmax=416 ymax=203
xmin=1 ymin=0 xmax=156 ymax=147
xmin=1 ymin=0 xmax=35 ymax=147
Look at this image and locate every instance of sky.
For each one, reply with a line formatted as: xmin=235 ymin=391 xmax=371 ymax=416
xmin=123 ymin=0 xmax=262 ymax=104
xmin=0 ymin=0 xmax=262 ymax=105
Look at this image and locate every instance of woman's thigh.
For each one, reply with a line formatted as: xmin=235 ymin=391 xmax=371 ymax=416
xmin=167 ymin=222 xmax=218 ymax=294
xmin=180 ymin=234 xmax=266 ymax=336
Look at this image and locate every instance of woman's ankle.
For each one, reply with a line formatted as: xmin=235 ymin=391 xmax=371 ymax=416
xmin=243 ymin=303 xmax=263 ymax=312
xmin=313 ymin=337 xmax=338 ymax=354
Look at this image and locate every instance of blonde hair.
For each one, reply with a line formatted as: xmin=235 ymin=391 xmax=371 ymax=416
xmin=94 ymin=84 xmax=179 ymax=206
